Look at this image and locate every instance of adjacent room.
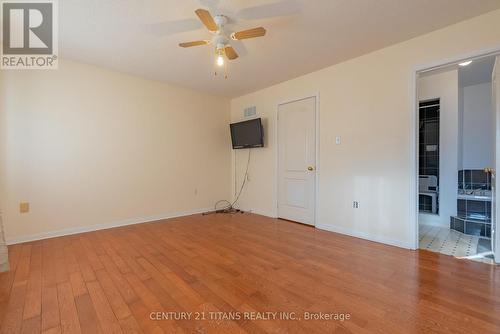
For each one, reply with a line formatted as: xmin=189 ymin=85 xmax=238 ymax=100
xmin=418 ymin=55 xmax=498 ymax=264
xmin=1 ymin=1 xmax=500 ymax=333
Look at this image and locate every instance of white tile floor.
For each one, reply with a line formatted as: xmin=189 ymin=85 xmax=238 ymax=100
xmin=419 ymin=224 xmax=495 ymax=264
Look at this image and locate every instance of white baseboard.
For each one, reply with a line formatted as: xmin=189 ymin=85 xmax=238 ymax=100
xmin=242 ymin=208 xmax=278 ymax=219
xmin=6 ymin=207 xmax=213 ymax=245
xmin=6 ymin=207 xmax=413 ymax=251
xmin=316 ymin=223 xmax=413 ymax=249
xmin=0 ymin=262 xmax=9 ymax=273
xmin=246 ymin=210 xmax=412 ymax=249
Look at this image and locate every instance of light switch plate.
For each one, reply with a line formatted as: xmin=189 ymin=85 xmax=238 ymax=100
xmin=336 ymin=136 xmax=341 ymax=145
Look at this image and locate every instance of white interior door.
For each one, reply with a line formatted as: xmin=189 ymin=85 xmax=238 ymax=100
xmin=493 ymin=56 xmax=500 ymax=262
xmin=278 ymin=96 xmax=316 ymax=225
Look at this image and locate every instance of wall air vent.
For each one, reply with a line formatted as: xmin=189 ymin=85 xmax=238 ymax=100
xmin=244 ymin=106 xmax=257 ymax=118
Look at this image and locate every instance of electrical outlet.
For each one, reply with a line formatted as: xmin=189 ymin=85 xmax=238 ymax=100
xmin=353 ymin=201 xmax=359 ymax=209
xmin=20 ymin=202 xmax=30 ymax=213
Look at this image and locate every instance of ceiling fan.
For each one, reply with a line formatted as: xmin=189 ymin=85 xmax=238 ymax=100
xmin=179 ymin=9 xmax=267 ymax=78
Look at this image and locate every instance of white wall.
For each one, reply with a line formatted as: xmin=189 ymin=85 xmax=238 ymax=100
xmin=0 ymin=60 xmax=231 ymax=244
xmin=418 ymin=71 xmax=458 ymax=227
xmin=458 ymin=85 xmax=464 ymax=170
xmin=231 ymin=9 xmax=500 ymax=248
xmin=462 ymin=82 xmax=494 ymax=169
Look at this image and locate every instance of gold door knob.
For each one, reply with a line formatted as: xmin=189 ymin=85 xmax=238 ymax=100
xmin=307 ymin=166 xmax=315 ymax=171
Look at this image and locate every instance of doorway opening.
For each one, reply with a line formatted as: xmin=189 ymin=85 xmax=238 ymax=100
xmin=419 ymin=99 xmax=440 ymax=215
xmin=416 ymin=54 xmax=500 ymax=264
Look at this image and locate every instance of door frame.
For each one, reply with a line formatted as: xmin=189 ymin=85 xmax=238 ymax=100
xmin=275 ymin=93 xmax=320 ymax=226
xmin=410 ymin=45 xmax=500 ymax=254
xmin=493 ymin=57 xmax=500 ymax=260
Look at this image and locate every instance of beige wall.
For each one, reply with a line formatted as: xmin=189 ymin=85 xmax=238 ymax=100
xmin=0 ymin=60 xmax=231 ymax=243
xmin=231 ymin=9 xmax=500 ymax=248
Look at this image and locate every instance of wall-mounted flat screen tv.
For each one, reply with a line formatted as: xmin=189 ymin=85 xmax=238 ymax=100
xmin=230 ymin=118 xmax=264 ymax=149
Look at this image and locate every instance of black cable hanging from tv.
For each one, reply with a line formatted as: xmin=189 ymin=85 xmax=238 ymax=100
xmin=204 ymin=148 xmax=251 ymax=215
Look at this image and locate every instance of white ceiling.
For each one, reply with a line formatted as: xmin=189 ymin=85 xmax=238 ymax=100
xmin=420 ymin=55 xmax=497 ymax=87
xmin=60 ymin=0 xmax=500 ymax=97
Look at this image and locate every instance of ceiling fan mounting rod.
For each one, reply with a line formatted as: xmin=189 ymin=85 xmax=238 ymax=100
xmin=214 ymin=15 xmax=228 ymax=29
xmin=213 ymin=35 xmax=228 ymax=48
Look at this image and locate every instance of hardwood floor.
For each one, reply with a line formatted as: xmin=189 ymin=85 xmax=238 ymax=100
xmin=0 ymin=213 xmax=499 ymax=333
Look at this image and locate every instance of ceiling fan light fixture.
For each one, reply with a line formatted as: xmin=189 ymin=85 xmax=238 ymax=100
xmin=216 ymin=44 xmax=225 ymax=67
xmin=217 ymin=54 xmax=225 ymax=67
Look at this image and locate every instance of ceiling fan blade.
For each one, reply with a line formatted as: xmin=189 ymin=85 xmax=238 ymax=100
xmin=195 ymin=9 xmax=218 ymax=32
xmin=225 ymin=45 xmax=239 ymax=60
xmin=231 ymin=27 xmax=266 ymax=40
xmin=179 ymin=40 xmax=210 ymax=48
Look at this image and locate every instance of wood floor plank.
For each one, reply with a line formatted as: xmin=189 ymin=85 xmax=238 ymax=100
xmin=53 ymin=241 xmax=69 ymax=285
xmin=57 ymin=282 xmax=81 ymax=334
xmin=99 ymin=239 xmax=130 ymax=275
xmin=127 ymin=300 xmax=163 ymax=334
xmin=79 ymin=237 xmax=104 ymax=272
xmin=23 ymin=243 xmax=42 ymax=320
xmin=0 ymin=283 xmax=27 ymax=334
xmin=22 ymin=268 xmax=42 ymax=320
xmin=41 ymin=327 xmax=61 ymax=334
xmin=94 ymin=269 xmax=131 ymax=320
xmin=0 ymin=246 xmax=24 ymax=329
xmin=21 ymin=316 xmax=41 ymax=334
xmin=63 ymin=241 xmax=80 ymax=275
xmin=13 ymin=245 xmax=32 ymax=285
xmin=123 ymin=273 xmax=181 ymax=333
xmin=97 ymin=255 xmax=137 ymax=304
xmin=74 ymin=294 xmax=103 ymax=334
xmin=86 ymin=281 xmax=123 ymax=334
xmin=118 ymin=316 xmax=143 ymax=334
xmin=135 ymin=256 xmax=202 ymax=311
xmin=41 ymin=286 xmax=59 ymax=332
xmin=69 ymin=241 xmax=96 ymax=283
xmin=68 ymin=272 xmax=87 ymax=298
xmin=1 ymin=213 xmax=499 ymax=334
xmin=40 ymin=239 xmax=61 ymax=333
